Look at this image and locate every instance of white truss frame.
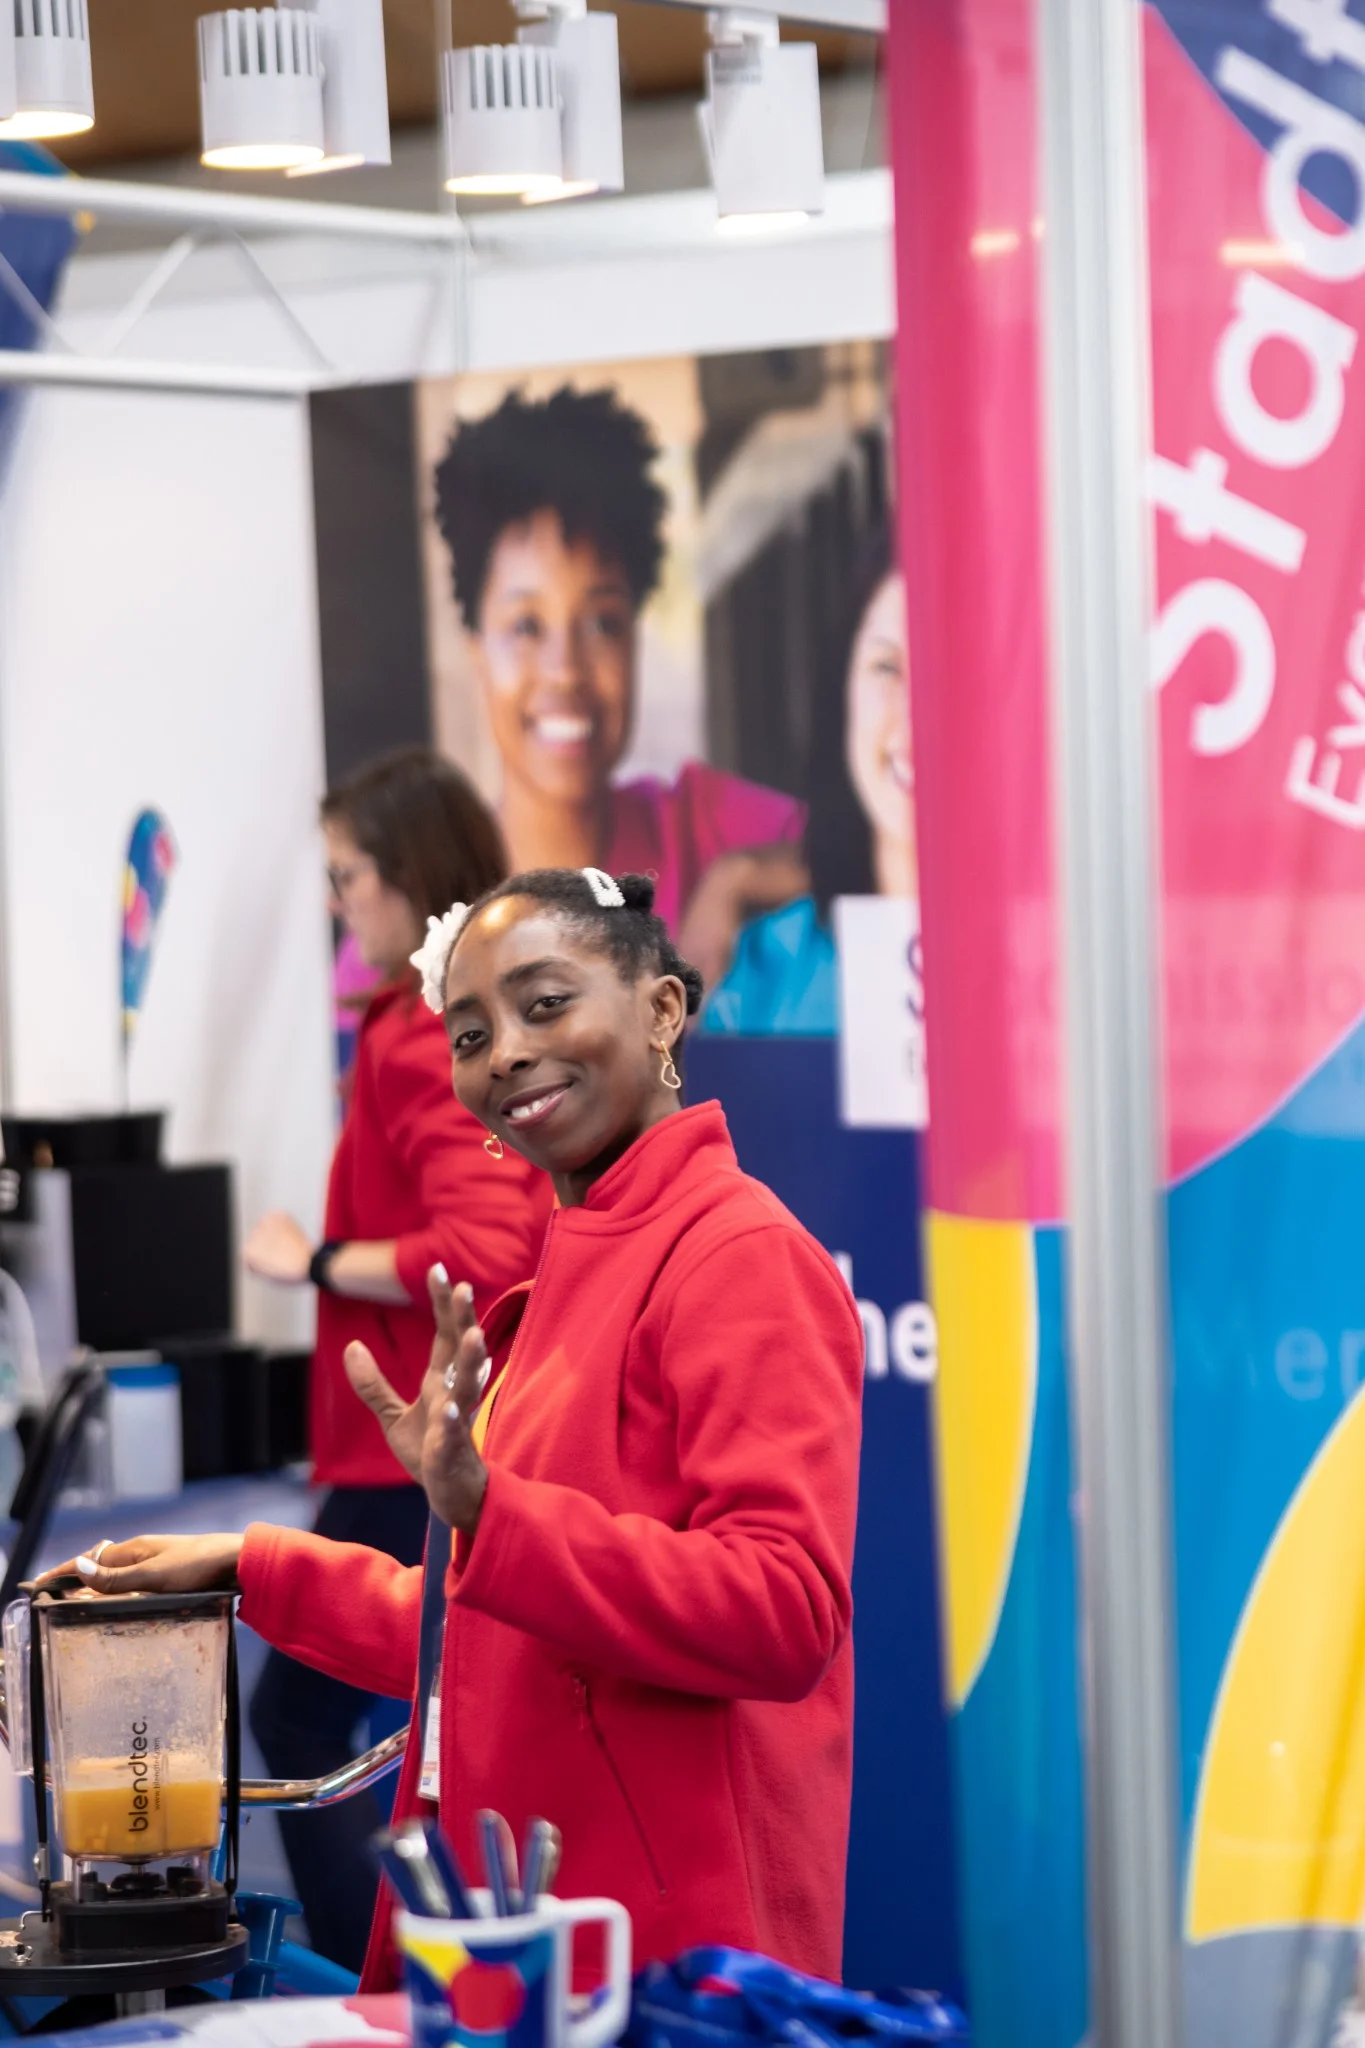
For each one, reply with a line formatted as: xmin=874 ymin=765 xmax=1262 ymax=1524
xmin=0 ymin=171 xmax=466 ymax=400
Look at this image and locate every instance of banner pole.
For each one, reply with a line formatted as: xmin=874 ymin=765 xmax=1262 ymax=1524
xmin=1034 ymin=0 xmax=1181 ymax=2042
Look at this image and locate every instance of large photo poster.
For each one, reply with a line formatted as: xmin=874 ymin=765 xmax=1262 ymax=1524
xmin=324 ymin=348 xmax=918 ymax=1074
xmin=309 ymin=344 xmax=957 ymax=1995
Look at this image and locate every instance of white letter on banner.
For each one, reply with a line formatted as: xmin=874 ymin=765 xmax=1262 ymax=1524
xmin=891 ymin=1303 xmax=938 ymax=1384
xmin=1285 ymin=733 xmax=1365 ymax=824
xmin=859 ymin=1300 xmax=889 ymax=1381
xmin=1149 ymin=447 xmax=1306 ymax=571
xmin=1150 ymin=579 xmax=1276 ymax=755
xmin=1217 ymin=48 xmax=1365 ymax=281
xmin=1269 ymin=0 xmax=1365 ymax=74
xmin=1215 ymin=271 xmax=1358 ymax=467
xmin=1328 ymin=679 xmax=1365 ymax=747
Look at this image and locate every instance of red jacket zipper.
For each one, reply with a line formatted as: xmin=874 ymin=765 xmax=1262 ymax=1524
xmin=573 ymin=1676 xmax=668 ymax=1898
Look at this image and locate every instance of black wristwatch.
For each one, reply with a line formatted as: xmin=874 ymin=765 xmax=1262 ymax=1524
xmin=309 ymin=1240 xmax=344 ymax=1291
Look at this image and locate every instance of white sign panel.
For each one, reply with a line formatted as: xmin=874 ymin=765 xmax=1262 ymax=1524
xmin=834 ymin=894 xmax=927 ymax=1131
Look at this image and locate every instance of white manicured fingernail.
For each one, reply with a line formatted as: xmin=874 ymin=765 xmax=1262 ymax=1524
xmin=432 ymin=1263 xmax=450 ymax=1287
xmin=444 ymin=1401 xmax=461 ymax=1423
xmin=457 ymin=1283 xmax=473 ymax=1304
xmin=477 ymin=1360 xmax=491 ymax=1394
xmin=75 ymin=1556 xmax=98 ymax=1577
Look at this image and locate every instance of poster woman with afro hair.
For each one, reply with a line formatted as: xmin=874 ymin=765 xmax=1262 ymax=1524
xmin=431 ymin=386 xmax=809 ymax=992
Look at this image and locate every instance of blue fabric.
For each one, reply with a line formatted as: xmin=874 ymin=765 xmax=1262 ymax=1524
xmin=627 ymin=1948 xmax=968 ymax=2048
xmin=700 ymin=898 xmax=838 ymax=1037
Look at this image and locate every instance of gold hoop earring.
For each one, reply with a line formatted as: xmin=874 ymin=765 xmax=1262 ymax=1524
xmin=657 ymin=1044 xmax=682 ymax=1092
xmin=484 ymin=1132 xmax=504 ymax=1160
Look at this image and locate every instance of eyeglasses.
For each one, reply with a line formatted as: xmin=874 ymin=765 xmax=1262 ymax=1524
xmin=326 ymin=857 xmax=375 ymax=898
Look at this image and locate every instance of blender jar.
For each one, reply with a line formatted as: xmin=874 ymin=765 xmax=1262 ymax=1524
xmin=35 ymin=1590 xmax=231 ymax=1865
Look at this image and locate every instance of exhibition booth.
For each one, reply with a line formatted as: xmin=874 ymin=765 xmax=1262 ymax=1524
xmin=1 ymin=1 xmax=1365 ymax=2047
xmin=0 ymin=0 xmax=962 ymax=2031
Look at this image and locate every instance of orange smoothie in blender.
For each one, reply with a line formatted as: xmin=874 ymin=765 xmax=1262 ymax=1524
xmin=60 ymin=1761 xmax=221 ymax=1860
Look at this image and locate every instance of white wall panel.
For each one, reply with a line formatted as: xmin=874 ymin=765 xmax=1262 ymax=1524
xmin=0 ymin=386 xmax=332 ymax=1348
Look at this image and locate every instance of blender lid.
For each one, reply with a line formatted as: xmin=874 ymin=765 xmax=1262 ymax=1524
xmin=24 ymin=1586 xmax=236 ymax=1624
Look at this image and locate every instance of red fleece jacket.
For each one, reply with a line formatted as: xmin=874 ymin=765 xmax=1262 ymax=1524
xmin=312 ymin=979 xmax=553 ymax=1486
xmin=239 ymin=1102 xmax=863 ymax=1984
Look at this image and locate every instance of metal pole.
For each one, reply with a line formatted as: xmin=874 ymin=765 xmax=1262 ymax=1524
xmin=0 ymin=352 xmax=338 ymax=397
xmin=1033 ymin=1 xmax=1181 ymax=2046
xmin=0 ymin=171 xmax=464 ymax=247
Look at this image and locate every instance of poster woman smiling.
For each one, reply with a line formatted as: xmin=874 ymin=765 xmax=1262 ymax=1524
xmin=432 ymin=386 xmax=809 ymax=992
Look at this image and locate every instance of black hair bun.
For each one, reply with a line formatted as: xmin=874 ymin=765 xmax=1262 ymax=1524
xmin=616 ymin=873 xmax=657 ymax=915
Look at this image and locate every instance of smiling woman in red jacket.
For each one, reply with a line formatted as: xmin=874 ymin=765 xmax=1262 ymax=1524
xmin=54 ymin=868 xmax=863 ymax=1988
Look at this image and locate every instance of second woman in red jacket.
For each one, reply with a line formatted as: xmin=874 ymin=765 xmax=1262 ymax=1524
xmin=241 ymin=748 xmax=553 ymax=1970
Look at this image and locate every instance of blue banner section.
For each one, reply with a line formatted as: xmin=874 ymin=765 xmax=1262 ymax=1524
xmin=1154 ymin=0 xmax=1365 ymax=225
xmin=1170 ymin=1115 xmax=1365 ymax=1838
xmin=949 ymin=1228 xmax=1086 ymax=2048
xmin=686 ymin=1034 xmax=961 ymax=2002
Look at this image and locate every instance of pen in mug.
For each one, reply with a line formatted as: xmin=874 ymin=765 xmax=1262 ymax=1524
xmin=478 ymin=1808 xmax=518 ymax=1917
xmin=393 ymin=1827 xmax=456 ymax=1917
xmin=416 ymin=1820 xmax=481 ymax=1920
xmin=372 ymin=1826 xmax=449 ymax=1918
xmin=539 ymin=1823 xmax=562 ymax=1897
xmin=519 ymin=1818 xmax=555 ymax=1904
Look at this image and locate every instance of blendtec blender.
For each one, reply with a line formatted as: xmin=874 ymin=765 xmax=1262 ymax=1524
xmin=7 ymin=1586 xmax=243 ymax=1966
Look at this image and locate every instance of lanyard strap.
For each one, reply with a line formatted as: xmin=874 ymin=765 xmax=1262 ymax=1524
xmin=416 ymin=1510 xmax=448 ymax=1734
xmin=417 ymin=1373 xmax=505 ymax=1739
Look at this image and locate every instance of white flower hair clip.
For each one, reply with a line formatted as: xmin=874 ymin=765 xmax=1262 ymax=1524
xmin=411 ymin=902 xmax=469 ymax=1014
xmin=582 ymin=867 xmax=625 ymax=907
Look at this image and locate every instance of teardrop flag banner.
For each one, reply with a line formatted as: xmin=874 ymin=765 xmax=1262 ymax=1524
xmin=120 ymin=809 xmax=176 ymax=1098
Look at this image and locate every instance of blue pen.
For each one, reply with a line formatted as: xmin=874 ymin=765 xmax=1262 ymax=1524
xmin=372 ymin=1826 xmax=448 ymax=1917
xmin=478 ymin=1809 xmax=517 ymax=1917
xmin=416 ymin=1820 xmax=481 ymax=1920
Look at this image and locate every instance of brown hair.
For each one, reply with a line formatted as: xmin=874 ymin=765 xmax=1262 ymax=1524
xmin=321 ymin=747 xmax=507 ymax=924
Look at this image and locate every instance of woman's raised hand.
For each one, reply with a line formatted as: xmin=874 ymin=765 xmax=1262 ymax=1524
xmin=345 ymin=1265 xmax=491 ymax=1534
xmin=34 ymin=1534 xmax=244 ymax=1596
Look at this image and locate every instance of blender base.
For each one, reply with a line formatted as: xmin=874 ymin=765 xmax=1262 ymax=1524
xmin=0 ymin=1914 xmax=248 ymax=1997
xmin=54 ymin=1875 xmax=232 ymax=1955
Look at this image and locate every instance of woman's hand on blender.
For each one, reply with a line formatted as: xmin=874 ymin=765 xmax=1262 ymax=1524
xmin=35 ymin=1533 xmax=245 ymax=1595
xmin=243 ymin=1211 xmax=312 ymax=1285
xmin=346 ymin=1264 xmax=491 ymax=1534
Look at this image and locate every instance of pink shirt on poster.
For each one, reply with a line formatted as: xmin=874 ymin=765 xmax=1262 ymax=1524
xmin=603 ymin=759 xmax=806 ymax=932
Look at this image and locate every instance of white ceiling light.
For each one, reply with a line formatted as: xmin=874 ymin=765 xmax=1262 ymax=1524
xmin=0 ymin=0 xmax=95 ymax=143
xmin=287 ymin=0 xmax=391 ymax=176
xmin=198 ymin=8 xmax=325 ymax=173
xmin=441 ymin=0 xmax=623 ymax=207
xmin=699 ymin=9 xmax=824 ymax=229
xmin=516 ymin=1 xmax=623 ymax=204
xmin=442 ymin=43 xmax=562 ymax=200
